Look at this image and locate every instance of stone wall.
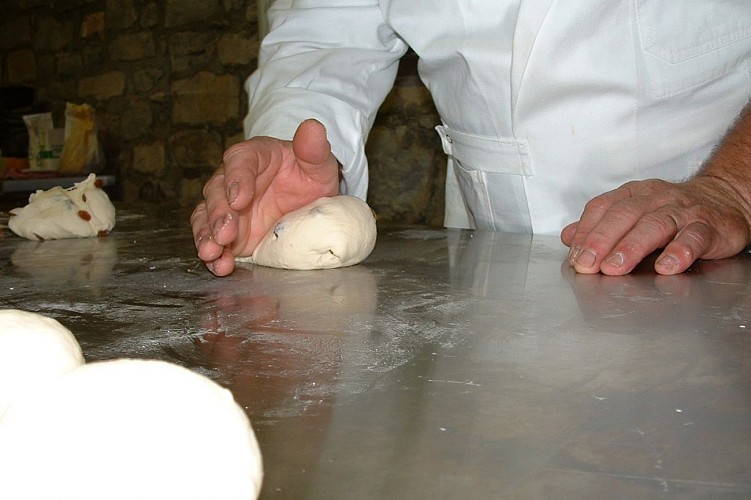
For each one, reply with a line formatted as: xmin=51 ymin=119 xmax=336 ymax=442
xmin=0 ymin=0 xmax=445 ymax=225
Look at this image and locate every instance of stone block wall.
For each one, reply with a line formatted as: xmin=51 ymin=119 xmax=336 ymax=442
xmin=0 ymin=0 xmax=445 ymax=226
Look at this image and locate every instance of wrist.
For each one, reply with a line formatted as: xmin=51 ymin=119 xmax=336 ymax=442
xmin=694 ymin=100 xmax=751 ymax=230
xmin=692 ymin=173 xmax=751 ymax=232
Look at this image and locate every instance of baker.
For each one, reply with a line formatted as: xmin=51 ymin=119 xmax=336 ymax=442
xmin=191 ymin=0 xmax=751 ymax=277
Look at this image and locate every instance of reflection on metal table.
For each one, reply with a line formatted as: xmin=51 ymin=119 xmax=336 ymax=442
xmin=1 ymin=205 xmax=749 ymax=498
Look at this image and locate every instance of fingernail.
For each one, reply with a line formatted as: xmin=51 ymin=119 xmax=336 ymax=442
xmin=604 ymin=252 xmax=624 ymax=268
xmin=656 ymin=254 xmax=678 ymax=273
xmin=195 ymin=232 xmax=212 ymax=247
xmin=212 ymin=213 xmax=231 ymax=236
xmin=575 ymin=249 xmax=597 ymax=268
xmin=226 ymin=181 xmax=239 ymax=206
xmin=568 ymin=246 xmax=581 ymax=264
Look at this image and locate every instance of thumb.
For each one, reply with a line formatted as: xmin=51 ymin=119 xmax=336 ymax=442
xmin=292 ymin=119 xmax=335 ymax=169
xmin=560 ymin=221 xmax=578 ymax=246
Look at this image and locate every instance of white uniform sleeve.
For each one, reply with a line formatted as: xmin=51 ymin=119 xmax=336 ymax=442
xmin=244 ymin=0 xmax=409 ymax=198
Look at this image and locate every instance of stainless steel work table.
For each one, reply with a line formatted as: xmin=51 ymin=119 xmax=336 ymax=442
xmin=1 ymin=205 xmax=750 ymax=499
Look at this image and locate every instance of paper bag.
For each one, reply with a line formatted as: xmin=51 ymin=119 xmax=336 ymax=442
xmin=59 ymin=102 xmax=103 ymax=174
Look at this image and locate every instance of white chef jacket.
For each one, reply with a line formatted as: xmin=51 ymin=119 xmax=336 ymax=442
xmin=245 ymin=0 xmax=751 ymax=234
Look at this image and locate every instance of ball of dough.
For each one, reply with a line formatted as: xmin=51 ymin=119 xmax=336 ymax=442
xmin=0 ymin=359 xmax=263 ymax=500
xmin=0 ymin=309 xmax=84 ymax=417
xmin=8 ymin=174 xmax=116 ymax=240
xmin=237 ymin=195 xmax=377 ymax=270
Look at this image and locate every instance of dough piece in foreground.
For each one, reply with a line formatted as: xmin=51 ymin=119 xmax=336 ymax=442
xmin=237 ymin=195 xmax=377 ymax=270
xmin=0 ymin=358 xmax=264 ymax=500
xmin=8 ymin=173 xmax=116 ymax=240
xmin=0 ymin=309 xmax=84 ymax=417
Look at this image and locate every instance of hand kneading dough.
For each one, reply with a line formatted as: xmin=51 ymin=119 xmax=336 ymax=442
xmin=8 ymin=173 xmax=116 ymax=240
xmin=0 ymin=359 xmax=263 ymax=500
xmin=237 ymin=195 xmax=377 ymax=270
xmin=0 ymin=309 xmax=84 ymax=417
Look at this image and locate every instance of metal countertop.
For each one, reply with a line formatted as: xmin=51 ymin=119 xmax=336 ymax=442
xmin=1 ymin=205 xmax=749 ymax=499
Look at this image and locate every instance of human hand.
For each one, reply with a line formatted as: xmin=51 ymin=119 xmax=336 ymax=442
xmin=190 ymin=119 xmax=340 ymax=276
xmin=561 ymin=177 xmax=751 ymax=275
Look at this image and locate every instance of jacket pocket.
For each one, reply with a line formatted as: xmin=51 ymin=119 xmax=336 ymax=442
xmin=635 ymin=0 xmax=751 ymax=98
xmin=637 ymin=0 xmax=751 ymax=62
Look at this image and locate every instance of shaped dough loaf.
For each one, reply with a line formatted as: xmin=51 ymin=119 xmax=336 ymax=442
xmin=8 ymin=174 xmax=116 ymax=240
xmin=0 ymin=359 xmax=263 ymax=500
xmin=0 ymin=309 xmax=84 ymax=417
xmin=237 ymin=195 xmax=377 ymax=270
xmin=0 ymin=311 xmax=264 ymax=499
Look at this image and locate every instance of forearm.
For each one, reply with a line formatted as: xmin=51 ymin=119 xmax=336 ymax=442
xmin=695 ymin=99 xmax=751 ymax=226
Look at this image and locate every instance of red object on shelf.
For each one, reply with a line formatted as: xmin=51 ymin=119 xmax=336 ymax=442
xmin=3 ymin=157 xmax=30 ymax=179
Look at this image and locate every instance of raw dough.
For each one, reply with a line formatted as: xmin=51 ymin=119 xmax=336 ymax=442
xmin=8 ymin=173 xmax=116 ymax=240
xmin=237 ymin=195 xmax=377 ymax=270
xmin=0 ymin=359 xmax=263 ymax=500
xmin=0 ymin=309 xmax=84 ymax=417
